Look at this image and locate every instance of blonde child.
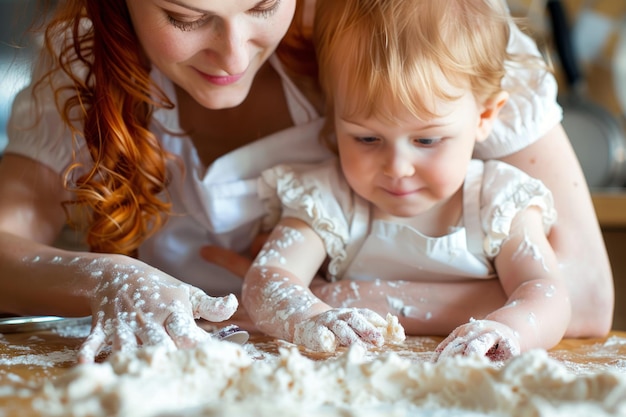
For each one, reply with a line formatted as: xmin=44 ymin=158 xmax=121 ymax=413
xmin=243 ymin=0 xmax=570 ymax=360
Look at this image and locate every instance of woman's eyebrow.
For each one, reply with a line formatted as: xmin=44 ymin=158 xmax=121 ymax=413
xmin=162 ymin=0 xmax=210 ymax=14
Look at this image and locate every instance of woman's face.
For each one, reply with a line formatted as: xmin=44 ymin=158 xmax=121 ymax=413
xmin=126 ymin=0 xmax=296 ymax=109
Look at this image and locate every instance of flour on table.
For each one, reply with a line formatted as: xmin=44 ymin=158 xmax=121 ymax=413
xmin=0 ymin=348 xmax=78 ymax=368
xmin=51 ymin=323 xmax=91 ymax=339
xmin=31 ymin=337 xmax=626 ymax=417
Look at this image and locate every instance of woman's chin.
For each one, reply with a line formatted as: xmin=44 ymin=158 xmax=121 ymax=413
xmin=195 ymin=90 xmax=250 ymax=110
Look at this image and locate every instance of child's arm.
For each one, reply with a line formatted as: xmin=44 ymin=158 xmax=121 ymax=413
xmin=242 ymin=217 xmax=403 ymax=352
xmin=310 ymin=277 xmax=507 ymax=335
xmin=434 ymin=207 xmax=571 ymax=361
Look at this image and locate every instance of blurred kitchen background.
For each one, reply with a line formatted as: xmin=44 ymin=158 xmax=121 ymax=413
xmin=0 ymin=0 xmax=45 ymax=154
xmin=509 ymin=0 xmax=626 ymax=123
xmin=1 ymin=0 xmax=625 ymax=329
xmin=508 ymin=1 xmax=626 ymax=330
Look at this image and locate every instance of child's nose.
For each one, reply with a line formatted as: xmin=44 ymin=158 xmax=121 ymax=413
xmin=382 ymin=150 xmax=416 ymax=179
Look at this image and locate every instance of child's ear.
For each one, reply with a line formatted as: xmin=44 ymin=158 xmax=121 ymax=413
xmin=476 ymin=91 xmax=509 ymax=142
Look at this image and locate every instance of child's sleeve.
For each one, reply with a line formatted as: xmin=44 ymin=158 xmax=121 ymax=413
xmin=257 ymin=160 xmax=352 ymax=277
xmin=480 ymin=160 xmax=558 ymax=258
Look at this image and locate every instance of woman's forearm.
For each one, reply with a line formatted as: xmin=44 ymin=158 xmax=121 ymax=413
xmin=0 ymin=231 xmax=98 ymax=316
xmin=1 ymin=230 xmax=240 ymax=363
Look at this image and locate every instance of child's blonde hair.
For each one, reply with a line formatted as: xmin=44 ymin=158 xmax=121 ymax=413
xmin=314 ymin=0 xmax=524 ymax=148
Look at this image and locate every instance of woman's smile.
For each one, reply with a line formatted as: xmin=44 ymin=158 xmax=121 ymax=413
xmin=196 ymin=68 xmax=246 ymax=86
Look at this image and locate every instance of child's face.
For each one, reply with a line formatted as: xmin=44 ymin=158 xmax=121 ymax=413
xmin=335 ymin=89 xmax=486 ymax=219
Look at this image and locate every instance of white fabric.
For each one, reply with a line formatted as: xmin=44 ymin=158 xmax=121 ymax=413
xmin=137 ymin=56 xmax=332 ymax=296
xmin=5 ymin=17 xmax=561 ymax=295
xmin=475 ymin=22 xmax=563 ymax=159
xmin=259 ymin=159 xmax=557 ymax=282
xmin=6 ymin=54 xmax=331 ymax=296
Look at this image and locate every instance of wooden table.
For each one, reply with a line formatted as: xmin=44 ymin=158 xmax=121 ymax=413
xmin=1 ymin=327 xmax=625 ymax=416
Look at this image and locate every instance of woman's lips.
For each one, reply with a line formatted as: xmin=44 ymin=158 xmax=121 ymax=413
xmin=197 ymin=69 xmax=245 ymax=86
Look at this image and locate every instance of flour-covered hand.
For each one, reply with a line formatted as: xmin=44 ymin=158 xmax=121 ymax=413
xmin=433 ymin=319 xmax=520 ymax=362
xmin=293 ymin=308 xmax=403 ymax=352
xmin=77 ymin=255 xmax=238 ymax=363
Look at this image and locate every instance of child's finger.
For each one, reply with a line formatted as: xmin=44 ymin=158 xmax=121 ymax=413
xmin=342 ymin=311 xmax=384 ymax=347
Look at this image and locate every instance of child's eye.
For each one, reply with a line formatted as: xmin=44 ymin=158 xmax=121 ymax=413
xmin=355 ymin=136 xmax=380 ymax=144
xmin=414 ymin=138 xmax=442 ymax=146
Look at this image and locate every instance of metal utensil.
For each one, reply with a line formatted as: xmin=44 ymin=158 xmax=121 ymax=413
xmin=0 ymin=315 xmax=92 ymax=334
xmin=213 ymin=324 xmax=250 ymax=345
xmin=0 ymin=316 xmax=249 ymax=345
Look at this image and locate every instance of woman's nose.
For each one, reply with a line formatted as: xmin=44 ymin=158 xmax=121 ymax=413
xmin=204 ymin=18 xmax=248 ymax=74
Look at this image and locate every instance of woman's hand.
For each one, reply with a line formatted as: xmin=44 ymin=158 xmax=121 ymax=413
xmin=78 ymin=255 xmax=238 ymax=363
xmin=432 ymin=319 xmax=520 ymax=362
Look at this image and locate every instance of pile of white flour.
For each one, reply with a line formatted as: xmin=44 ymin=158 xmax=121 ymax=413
xmin=31 ymin=338 xmax=626 ymax=417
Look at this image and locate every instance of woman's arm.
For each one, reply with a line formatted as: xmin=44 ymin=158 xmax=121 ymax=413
xmin=0 ymin=154 xmax=238 ymax=362
xmin=491 ymin=10 xmax=613 ymax=336
xmin=0 ymin=154 xmax=83 ymax=316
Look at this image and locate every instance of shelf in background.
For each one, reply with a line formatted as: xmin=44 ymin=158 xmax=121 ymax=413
xmin=592 ymin=191 xmax=626 ymax=228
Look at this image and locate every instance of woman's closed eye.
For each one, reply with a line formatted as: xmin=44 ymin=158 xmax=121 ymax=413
xmin=250 ymin=0 xmax=282 ymax=18
xmin=165 ymin=0 xmax=282 ymax=32
xmin=166 ymin=13 xmax=210 ymax=32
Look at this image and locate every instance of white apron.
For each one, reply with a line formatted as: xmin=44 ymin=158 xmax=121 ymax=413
xmin=139 ymin=55 xmax=332 ymax=295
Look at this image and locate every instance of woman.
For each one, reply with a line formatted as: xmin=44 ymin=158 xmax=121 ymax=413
xmin=0 ymin=0 xmax=613 ymax=362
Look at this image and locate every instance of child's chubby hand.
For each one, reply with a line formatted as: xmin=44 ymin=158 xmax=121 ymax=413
xmin=433 ymin=319 xmax=520 ymax=362
xmin=292 ymin=308 xmax=405 ymax=353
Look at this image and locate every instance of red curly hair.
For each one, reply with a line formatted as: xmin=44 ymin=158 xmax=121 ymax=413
xmin=36 ymin=0 xmax=314 ymax=256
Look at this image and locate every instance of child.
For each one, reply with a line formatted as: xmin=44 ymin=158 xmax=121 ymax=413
xmin=244 ymin=0 xmax=570 ymax=360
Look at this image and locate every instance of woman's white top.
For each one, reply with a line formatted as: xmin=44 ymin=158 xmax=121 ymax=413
xmin=258 ymin=159 xmax=557 ymax=282
xmin=6 ymin=22 xmax=561 ymax=295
